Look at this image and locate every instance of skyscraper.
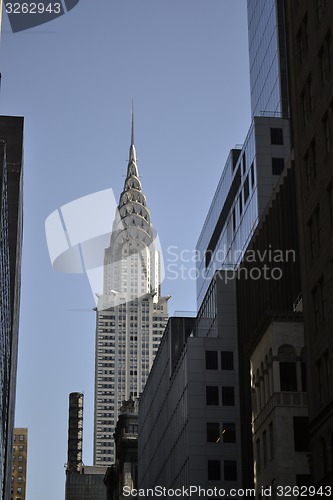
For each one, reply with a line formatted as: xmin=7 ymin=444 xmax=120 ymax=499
xmin=93 ymin=114 xmax=169 ymax=465
xmin=0 ymin=116 xmax=24 ymax=500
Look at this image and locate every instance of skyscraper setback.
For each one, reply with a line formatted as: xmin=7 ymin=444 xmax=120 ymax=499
xmin=93 ymin=115 xmax=169 ymax=465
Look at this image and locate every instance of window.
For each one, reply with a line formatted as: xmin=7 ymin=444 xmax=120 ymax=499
xmin=244 ymin=175 xmax=249 ymax=202
xmin=263 ymin=431 xmax=267 ymax=467
xmin=280 ymin=362 xmax=297 ymax=391
xmin=18 ymin=435 xmax=24 ymax=442
xmin=269 ymin=422 xmax=274 ymax=460
xmin=205 ymin=351 xmax=218 ymax=370
xmin=239 ymin=194 xmax=243 ymax=216
xmin=208 ymin=460 xmax=221 ymax=480
xmin=224 ymin=460 xmax=237 ymax=481
xmin=317 ymin=0 xmax=328 ymax=21
xmin=272 ymin=158 xmax=284 ymax=176
xmin=327 ymin=182 xmax=333 ymax=225
xmin=18 ymin=445 xmax=24 ymax=452
xmin=297 ymin=14 xmax=309 ymax=63
xmin=319 ymin=32 xmax=332 ymax=86
xmin=232 ymin=208 xmax=236 ymax=233
xmin=304 ymin=140 xmax=316 ymax=189
xmin=222 ymin=386 xmax=235 ymax=406
xmin=223 ymin=423 xmax=236 ymax=443
xmin=250 ymin=162 xmax=255 ymax=188
xmin=221 ymin=351 xmax=234 ymax=370
xmin=312 ymin=278 xmax=325 ymax=328
xmin=256 ymin=439 xmax=261 ymax=474
xmin=17 ymin=488 xmax=22 ymax=495
xmin=301 ymin=76 xmax=314 ymax=124
xmin=293 ymin=417 xmax=309 ymax=451
xmin=207 ymin=423 xmax=220 ymax=443
xmin=323 ymin=113 xmax=331 ymax=153
xmin=270 ymin=128 xmax=283 ymax=145
xmin=317 ymin=352 xmax=331 ymax=403
xmin=206 ymin=386 xmax=219 ymax=406
xmin=308 ymin=207 xmax=320 ymax=260
xmin=242 ymin=153 xmax=246 ymax=175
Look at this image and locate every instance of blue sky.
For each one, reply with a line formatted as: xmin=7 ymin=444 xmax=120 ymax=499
xmin=0 ymin=1 xmax=251 ymax=498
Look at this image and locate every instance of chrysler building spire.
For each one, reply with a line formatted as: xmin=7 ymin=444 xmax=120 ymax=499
xmin=94 ymin=109 xmax=169 ymax=465
xmin=129 ymin=100 xmax=136 ymax=162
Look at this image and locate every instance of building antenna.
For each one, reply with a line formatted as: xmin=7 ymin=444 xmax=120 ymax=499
xmin=131 ymin=99 xmax=134 ymax=146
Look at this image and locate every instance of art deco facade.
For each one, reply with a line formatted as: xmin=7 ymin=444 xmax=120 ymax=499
xmin=0 ymin=117 xmax=24 ymax=500
xmin=94 ymin=120 xmax=168 ymax=465
xmin=11 ymin=428 xmax=28 ymax=500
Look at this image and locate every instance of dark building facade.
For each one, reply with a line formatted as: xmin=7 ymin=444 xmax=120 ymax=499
xmin=104 ymin=398 xmax=138 ymax=500
xmin=66 ymin=393 xmax=84 ymax=475
xmin=286 ymin=0 xmax=333 ymax=487
xmin=65 ymin=392 xmax=107 ymax=500
xmin=0 ymin=116 xmax=24 ymax=500
xmin=236 ymin=162 xmax=304 ymax=489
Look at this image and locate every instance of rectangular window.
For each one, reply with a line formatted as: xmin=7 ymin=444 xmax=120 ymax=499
xmin=263 ymin=430 xmax=267 ymax=467
xmin=244 ymin=175 xmax=249 ymax=202
xmin=270 ymin=128 xmax=283 ymax=145
xmin=297 ymin=14 xmax=309 ymax=63
xmin=208 ymin=460 xmax=221 ymax=480
xmin=272 ymin=157 xmax=284 ymax=176
xmin=206 ymin=386 xmax=219 ymax=406
xmin=293 ymin=417 xmax=309 ymax=451
xmin=308 ymin=207 xmax=320 ymax=260
xmin=239 ymin=194 xmax=243 ymax=216
xmin=312 ymin=278 xmax=325 ymax=328
xmin=256 ymin=439 xmax=261 ymax=474
xmin=304 ymin=140 xmax=316 ymax=189
xmin=224 ymin=460 xmax=237 ymax=481
xmin=250 ymin=162 xmax=255 ymax=188
xmin=301 ymin=76 xmax=313 ymax=124
xmin=207 ymin=423 xmax=220 ymax=443
xmin=327 ymin=182 xmax=333 ymax=225
xmin=323 ymin=113 xmax=331 ymax=153
xmin=223 ymin=423 xmax=236 ymax=443
xmin=222 ymin=386 xmax=235 ymax=406
xmin=242 ymin=153 xmax=246 ymax=175
xmin=221 ymin=351 xmax=234 ymax=370
xmin=319 ymin=33 xmax=332 ymax=87
xmin=280 ymin=362 xmax=297 ymax=391
xmin=232 ymin=207 xmax=236 ymax=233
xmin=205 ymin=351 xmax=218 ymax=370
xmin=269 ymin=422 xmax=274 ymax=460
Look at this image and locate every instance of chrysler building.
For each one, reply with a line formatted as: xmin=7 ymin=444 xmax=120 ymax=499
xmin=93 ymin=113 xmax=169 ymax=465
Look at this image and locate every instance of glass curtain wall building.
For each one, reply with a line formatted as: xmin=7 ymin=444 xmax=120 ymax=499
xmin=248 ymin=0 xmax=290 ymax=119
xmin=196 ymin=116 xmax=290 ymax=307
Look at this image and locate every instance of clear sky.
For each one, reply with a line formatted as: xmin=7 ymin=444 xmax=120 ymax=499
xmin=0 ymin=1 xmax=251 ymax=498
